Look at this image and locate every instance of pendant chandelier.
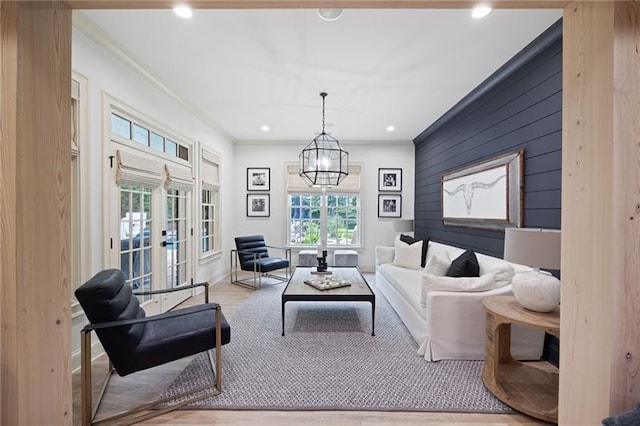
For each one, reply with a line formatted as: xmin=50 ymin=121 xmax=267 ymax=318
xmin=299 ymin=92 xmax=349 ymax=187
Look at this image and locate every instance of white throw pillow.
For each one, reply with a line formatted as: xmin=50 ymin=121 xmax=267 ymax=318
xmin=491 ymin=265 xmax=515 ymax=287
xmin=420 ymin=272 xmax=497 ymax=308
xmin=392 ymin=239 xmax=423 ymax=270
xmin=477 ymin=256 xmax=515 ymax=287
xmin=424 ymin=255 xmax=450 ymax=276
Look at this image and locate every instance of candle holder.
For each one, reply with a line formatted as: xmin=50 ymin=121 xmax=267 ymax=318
xmin=316 ymin=250 xmax=328 ymax=272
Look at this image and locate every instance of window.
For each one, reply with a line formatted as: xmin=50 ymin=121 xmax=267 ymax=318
xmin=71 ymin=74 xmax=90 ymax=308
xmin=201 ymin=188 xmax=217 ymax=253
xmin=200 ymin=147 xmax=221 ymax=257
xmin=119 ymin=183 xmax=153 ymax=303
xmin=107 ymin=96 xmax=195 ymax=312
xmin=109 ymin=112 xmax=189 ymax=161
xmin=289 ymin=194 xmax=321 ymax=244
xmin=286 ymin=164 xmax=362 ymax=247
xmin=71 ymin=79 xmax=80 ymax=302
xmin=327 ymin=195 xmax=359 ymax=245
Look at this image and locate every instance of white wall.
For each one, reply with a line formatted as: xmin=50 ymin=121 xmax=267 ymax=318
xmin=70 ymin=23 xmax=415 ymax=371
xmin=71 ymin=27 xmax=235 ymax=369
xmin=234 ymin=142 xmax=415 ymax=271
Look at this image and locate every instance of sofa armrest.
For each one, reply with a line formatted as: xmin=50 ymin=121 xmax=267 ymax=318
xmin=375 ymin=246 xmax=395 ymax=268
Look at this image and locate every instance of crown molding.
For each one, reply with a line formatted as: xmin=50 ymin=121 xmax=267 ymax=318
xmin=73 ymin=11 xmax=236 ymax=143
xmin=235 ymin=139 xmax=414 ymax=146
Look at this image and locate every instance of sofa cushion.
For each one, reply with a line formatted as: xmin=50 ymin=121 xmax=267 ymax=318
xmin=420 ymin=272 xmax=497 ymax=308
xmin=426 ymin=241 xmax=464 ymax=267
xmin=399 ymin=234 xmax=430 ymax=267
xmin=477 ymin=255 xmax=515 ymax=286
xmin=375 ymin=246 xmax=395 ymax=266
xmin=378 ymin=263 xmax=426 ymax=319
xmin=393 ymin=238 xmax=423 ymax=270
xmin=424 ymin=255 xmax=450 ymax=276
xmin=446 ymin=250 xmax=480 ymax=277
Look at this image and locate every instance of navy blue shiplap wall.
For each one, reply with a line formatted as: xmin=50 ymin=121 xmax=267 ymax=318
xmin=413 ymin=21 xmax=562 ymax=259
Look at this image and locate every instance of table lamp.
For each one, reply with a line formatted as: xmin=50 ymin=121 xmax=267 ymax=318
xmin=503 ymin=228 xmax=561 ymax=312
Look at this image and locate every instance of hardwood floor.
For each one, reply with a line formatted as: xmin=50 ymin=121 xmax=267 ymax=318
xmin=72 ymin=273 xmax=547 ymax=425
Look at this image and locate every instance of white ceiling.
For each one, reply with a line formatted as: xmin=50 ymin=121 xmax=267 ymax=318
xmin=77 ymin=8 xmax=562 ymax=143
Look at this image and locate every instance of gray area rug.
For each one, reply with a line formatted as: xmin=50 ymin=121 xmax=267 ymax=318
xmin=159 ymin=283 xmax=513 ymax=413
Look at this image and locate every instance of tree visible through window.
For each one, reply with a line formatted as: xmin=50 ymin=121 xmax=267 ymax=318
xmin=327 ymin=195 xmax=358 ymax=245
xmin=288 ymin=194 xmax=358 ymax=246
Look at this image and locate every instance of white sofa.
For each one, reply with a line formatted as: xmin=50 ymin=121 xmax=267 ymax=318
xmin=375 ymin=240 xmax=545 ymax=361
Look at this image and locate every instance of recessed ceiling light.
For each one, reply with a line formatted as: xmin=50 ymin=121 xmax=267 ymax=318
xmin=261 ymin=125 xmax=270 ymax=132
xmin=173 ymin=5 xmax=193 ymax=19
xmin=471 ymin=5 xmax=492 ymax=19
xmin=386 ymin=125 xmax=395 ymax=133
xmin=318 ymin=9 xmax=343 ymax=22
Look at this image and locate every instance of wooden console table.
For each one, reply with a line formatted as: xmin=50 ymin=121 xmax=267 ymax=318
xmin=482 ymin=296 xmax=560 ymax=423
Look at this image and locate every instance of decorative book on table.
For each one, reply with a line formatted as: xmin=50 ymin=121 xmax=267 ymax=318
xmin=304 ymin=277 xmax=351 ymax=291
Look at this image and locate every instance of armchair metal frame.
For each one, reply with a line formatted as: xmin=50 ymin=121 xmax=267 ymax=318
xmin=80 ymin=282 xmax=223 ymax=426
xmin=230 ymin=245 xmax=292 ymax=289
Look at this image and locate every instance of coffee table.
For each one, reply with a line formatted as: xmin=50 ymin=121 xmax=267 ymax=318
xmin=281 ymin=266 xmax=375 ymax=336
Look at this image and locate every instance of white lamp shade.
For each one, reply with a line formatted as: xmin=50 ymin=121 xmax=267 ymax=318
xmin=503 ymin=228 xmax=561 ymax=270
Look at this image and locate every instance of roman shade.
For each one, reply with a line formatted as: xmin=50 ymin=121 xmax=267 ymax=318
xmin=71 ymin=79 xmax=80 ymax=158
xmin=164 ymin=163 xmax=194 ymax=190
xmin=287 ymin=164 xmax=361 ymax=193
xmin=116 ymin=149 xmax=163 ymax=186
xmin=201 ymin=149 xmax=220 ymax=187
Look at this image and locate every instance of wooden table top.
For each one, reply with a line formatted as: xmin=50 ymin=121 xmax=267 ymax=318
xmin=483 ymin=295 xmax=560 ymax=334
xmin=283 ymin=267 xmax=373 ymax=297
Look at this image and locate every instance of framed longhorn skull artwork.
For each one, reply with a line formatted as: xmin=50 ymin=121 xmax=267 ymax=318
xmin=441 ymin=150 xmax=523 ymax=230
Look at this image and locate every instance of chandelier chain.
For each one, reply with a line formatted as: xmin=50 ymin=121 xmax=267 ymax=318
xmin=321 ymin=92 xmax=326 ymax=134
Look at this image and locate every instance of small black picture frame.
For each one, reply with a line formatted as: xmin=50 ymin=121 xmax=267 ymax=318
xmin=378 ymin=194 xmax=402 ymax=218
xmin=247 ymin=194 xmax=270 ymax=217
xmin=378 ymin=168 xmax=402 ymax=192
xmin=247 ymin=167 xmax=270 ymax=191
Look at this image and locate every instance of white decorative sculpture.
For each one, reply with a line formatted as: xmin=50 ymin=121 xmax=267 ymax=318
xmin=512 ymin=270 xmax=560 ymax=312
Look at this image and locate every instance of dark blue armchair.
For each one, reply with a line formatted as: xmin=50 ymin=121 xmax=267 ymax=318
xmin=75 ymin=269 xmax=230 ymax=425
xmin=231 ymin=235 xmax=291 ymax=289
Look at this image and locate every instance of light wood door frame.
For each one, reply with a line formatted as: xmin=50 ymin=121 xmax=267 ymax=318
xmin=2 ymin=1 xmax=639 ymax=425
xmin=1 ymin=2 xmax=72 ymax=425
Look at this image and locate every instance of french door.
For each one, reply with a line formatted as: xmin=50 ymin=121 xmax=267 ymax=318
xmin=163 ymin=188 xmax=191 ymax=308
xmin=114 ymin=167 xmax=193 ymax=314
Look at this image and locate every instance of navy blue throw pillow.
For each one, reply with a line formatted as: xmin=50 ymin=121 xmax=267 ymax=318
xmin=399 ymin=234 xmax=429 ymax=267
xmin=446 ymin=249 xmax=480 ymax=277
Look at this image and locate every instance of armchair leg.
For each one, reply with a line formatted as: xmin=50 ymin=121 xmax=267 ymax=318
xmin=230 ymin=249 xmax=260 ymax=290
xmin=81 ymin=330 xmax=92 ymax=426
xmin=211 ymin=307 xmax=223 ymax=390
xmin=80 ymin=320 xmax=225 ymax=426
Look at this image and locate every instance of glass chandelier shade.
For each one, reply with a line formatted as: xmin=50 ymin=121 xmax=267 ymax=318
xmin=299 ymin=92 xmax=349 ymax=187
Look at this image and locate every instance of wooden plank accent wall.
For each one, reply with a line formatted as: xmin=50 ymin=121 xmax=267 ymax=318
xmin=561 ymin=1 xmax=640 ymax=422
xmin=413 ymin=22 xmax=562 ymax=258
xmin=0 ymin=2 xmax=72 ymax=424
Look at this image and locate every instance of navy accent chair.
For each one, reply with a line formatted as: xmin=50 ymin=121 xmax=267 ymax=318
xmin=231 ymin=235 xmax=291 ymax=289
xmin=75 ymin=269 xmax=231 ymax=426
